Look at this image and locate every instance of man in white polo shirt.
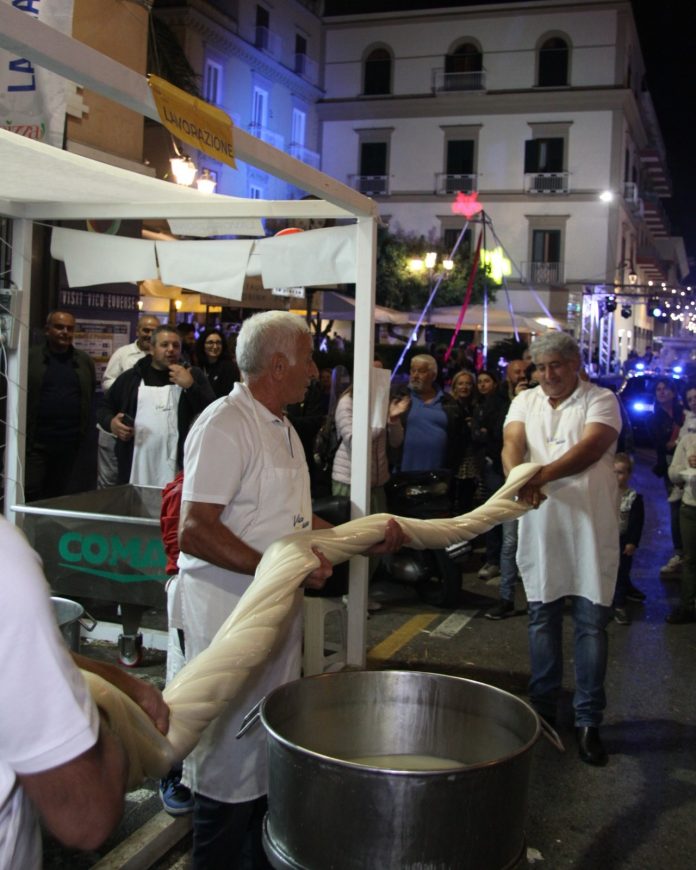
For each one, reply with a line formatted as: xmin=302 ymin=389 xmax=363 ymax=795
xmin=503 ymin=332 xmax=621 ymax=767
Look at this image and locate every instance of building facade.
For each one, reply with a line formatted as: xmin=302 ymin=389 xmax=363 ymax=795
xmin=319 ymin=0 xmax=688 ymax=359
xmin=151 ymin=0 xmax=324 ymax=201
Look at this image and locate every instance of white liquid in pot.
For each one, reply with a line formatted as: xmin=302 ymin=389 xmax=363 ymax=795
xmin=346 ymin=754 xmax=466 ymax=770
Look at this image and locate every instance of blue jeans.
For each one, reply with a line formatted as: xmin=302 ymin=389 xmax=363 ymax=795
xmin=527 ymin=596 xmax=611 ymax=727
xmin=499 ymin=519 xmax=519 ymax=602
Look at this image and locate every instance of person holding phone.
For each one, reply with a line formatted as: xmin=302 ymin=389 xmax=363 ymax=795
xmin=97 ymin=326 xmax=214 ymax=487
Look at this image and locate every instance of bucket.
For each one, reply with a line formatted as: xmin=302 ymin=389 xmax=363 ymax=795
xmin=259 ymin=670 xmax=543 ymax=870
xmin=50 ymin=596 xmax=97 ymax=653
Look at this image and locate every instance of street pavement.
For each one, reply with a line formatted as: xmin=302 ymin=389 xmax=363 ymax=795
xmin=43 ymin=448 xmax=696 ymax=869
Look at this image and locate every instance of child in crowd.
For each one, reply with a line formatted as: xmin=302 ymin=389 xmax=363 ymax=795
xmin=612 ymin=453 xmax=645 ymax=625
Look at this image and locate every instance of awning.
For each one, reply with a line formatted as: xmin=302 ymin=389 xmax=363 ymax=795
xmin=320 ymin=291 xmax=410 ymax=324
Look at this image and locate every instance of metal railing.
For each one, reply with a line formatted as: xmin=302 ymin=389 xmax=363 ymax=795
xmin=525 ymin=172 xmax=570 ymax=194
xmin=526 ymin=261 xmax=564 ymax=284
xmin=254 ymin=25 xmax=282 ymax=58
xmin=288 ymin=143 xmax=320 ymax=169
xmin=248 ymin=123 xmax=285 ymax=150
xmin=294 ymin=53 xmax=319 ymax=84
xmin=436 ymin=173 xmax=477 ymax=195
xmin=432 ymin=68 xmax=486 ymax=92
xmin=349 ymin=174 xmax=389 ymax=196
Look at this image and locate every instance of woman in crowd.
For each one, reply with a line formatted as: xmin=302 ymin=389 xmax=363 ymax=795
xmin=450 ymin=369 xmax=481 ymax=515
xmin=471 ymin=369 xmax=509 ymax=579
xmin=193 ymin=328 xmax=240 ymax=399
xmin=651 ymin=377 xmax=685 ymax=577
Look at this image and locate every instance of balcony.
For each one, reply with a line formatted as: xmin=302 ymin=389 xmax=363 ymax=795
xmin=525 ymin=172 xmax=570 ymax=194
xmin=432 ymin=69 xmax=486 ymax=92
xmin=436 ymin=173 xmax=477 ymax=195
xmin=349 ymin=174 xmax=389 ymax=196
xmin=288 ymin=142 xmax=320 ymax=169
xmin=248 ymin=123 xmax=284 ymax=151
xmin=526 ymin=262 xmax=564 ymax=285
xmin=294 ymin=53 xmax=319 ymax=84
xmin=254 ymin=25 xmax=282 ymax=59
xmin=643 ymin=194 xmax=671 ymax=238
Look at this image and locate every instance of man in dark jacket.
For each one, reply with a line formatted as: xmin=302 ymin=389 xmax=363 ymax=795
xmin=97 ymin=326 xmax=214 ymax=485
xmin=25 ymin=311 xmax=96 ymax=501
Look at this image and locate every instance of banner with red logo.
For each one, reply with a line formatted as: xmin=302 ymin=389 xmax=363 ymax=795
xmin=1 ymin=0 xmax=74 ymax=147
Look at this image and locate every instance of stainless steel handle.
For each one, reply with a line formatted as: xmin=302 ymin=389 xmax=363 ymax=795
xmin=235 ymin=698 xmax=263 ymax=739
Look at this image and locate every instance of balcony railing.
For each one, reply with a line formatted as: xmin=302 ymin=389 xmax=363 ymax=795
xmin=288 ymin=142 xmax=320 ymax=169
xmin=254 ymin=25 xmax=282 ymax=58
xmin=436 ymin=172 xmax=477 ymax=195
xmin=527 ymin=262 xmax=564 ymax=284
xmin=294 ymin=53 xmax=319 ymax=84
xmin=525 ymin=172 xmax=570 ymax=194
xmin=349 ymin=174 xmax=389 ymax=196
xmin=432 ymin=68 xmax=486 ymax=92
xmin=248 ymin=123 xmax=284 ymax=150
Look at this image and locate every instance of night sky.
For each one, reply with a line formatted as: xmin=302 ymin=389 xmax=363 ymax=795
xmin=323 ymin=0 xmax=696 ymax=275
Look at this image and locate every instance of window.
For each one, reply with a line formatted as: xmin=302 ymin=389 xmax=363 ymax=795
xmin=255 ymin=5 xmax=270 ymax=50
xmin=443 ymin=227 xmax=472 ymax=259
xmin=524 ymin=138 xmax=564 ymax=173
xmin=446 ymin=43 xmax=482 ymax=74
xmin=203 ymin=60 xmax=222 ymax=106
xmin=537 ymin=37 xmax=569 ymax=87
xmin=363 ymin=48 xmax=391 ymax=96
xmin=295 ymin=34 xmax=307 ymax=74
xmin=252 ymin=86 xmax=268 ymax=129
xmin=532 ymin=229 xmax=561 ymax=263
xmin=291 ymin=109 xmax=306 ymax=147
xmin=249 ymin=184 xmax=263 ymax=199
xmin=447 ymin=141 xmax=474 ymax=176
xmin=360 ymin=142 xmax=387 ymax=176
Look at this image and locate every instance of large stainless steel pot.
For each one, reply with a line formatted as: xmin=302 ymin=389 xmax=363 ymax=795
xmin=260 ymin=670 xmax=541 ymax=870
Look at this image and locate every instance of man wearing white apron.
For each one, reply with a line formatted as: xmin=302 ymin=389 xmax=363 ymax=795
xmin=97 ymin=326 xmax=214 ymax=487
xmin=177 ymin=312 xmax=405 ymax=869
xmin=503 ymin=332 xmax=621 ymax=767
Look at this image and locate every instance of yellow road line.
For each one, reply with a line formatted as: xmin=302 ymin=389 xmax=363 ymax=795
xmin=367 ymin=613 xmax=439 ymax=663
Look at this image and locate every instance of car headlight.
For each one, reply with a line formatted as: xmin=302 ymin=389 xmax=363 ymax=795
xmin=632 ymin=401 xmax=653 ymax=413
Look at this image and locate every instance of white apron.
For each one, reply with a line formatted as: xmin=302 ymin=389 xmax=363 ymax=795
xmin=180 ymin=385 xmax=311 ymax=803
xmin=129 ymin=383 xmax=180 ymax=487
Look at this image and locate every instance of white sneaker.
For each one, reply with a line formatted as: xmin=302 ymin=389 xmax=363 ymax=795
xmin=660 ymin=554 xmax=683 ymax=575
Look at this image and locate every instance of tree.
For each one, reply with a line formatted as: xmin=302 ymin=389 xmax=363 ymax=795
xmin=373 ymin=226 xmax=497 ymax=312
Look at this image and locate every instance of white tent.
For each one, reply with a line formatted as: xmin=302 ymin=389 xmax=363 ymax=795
xmin=0 ymin=2 xmax=379 ymax=665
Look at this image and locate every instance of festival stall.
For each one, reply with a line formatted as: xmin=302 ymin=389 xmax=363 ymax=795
xmin=0 ymin=2 xmax=379 ymax=666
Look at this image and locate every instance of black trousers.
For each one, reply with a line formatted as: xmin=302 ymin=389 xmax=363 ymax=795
xmin=192 ymin=793 xmax=272 ymax=870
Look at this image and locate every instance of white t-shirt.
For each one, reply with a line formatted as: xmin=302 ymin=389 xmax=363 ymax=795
xmin=0 ymin=519 xmax=99 ymax=867
xmin=178 ymin=383 xmax=311 ymax=802
xmin=102 ymin=341 xmax=146 ymax=392
xmin=504 ymin=380 xmax=621 ymax=605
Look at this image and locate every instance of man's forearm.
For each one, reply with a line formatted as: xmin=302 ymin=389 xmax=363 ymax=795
xmin=536 ymin=438 xmax=612 ymax=486
xmin=502 ymin=443 xmax=526 ymax=476
xmin=179 ymin=507 xmax=262 ymax=575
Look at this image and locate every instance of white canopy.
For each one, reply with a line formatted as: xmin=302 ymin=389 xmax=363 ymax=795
xmin=0 ymin=2 xmax=379 ymax=665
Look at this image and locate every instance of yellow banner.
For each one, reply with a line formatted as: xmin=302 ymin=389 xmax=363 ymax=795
xmin=148 ymin=75 xmax=236 ymax=170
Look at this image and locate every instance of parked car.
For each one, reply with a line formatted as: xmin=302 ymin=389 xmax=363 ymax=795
xmin=618 ymin=372 xmax=686 ymax=446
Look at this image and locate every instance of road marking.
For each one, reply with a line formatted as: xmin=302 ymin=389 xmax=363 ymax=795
xmin=367 ymin=613 xmax=439 ymax=662
xmin=429 ymin=609 xmax=477 ymax=639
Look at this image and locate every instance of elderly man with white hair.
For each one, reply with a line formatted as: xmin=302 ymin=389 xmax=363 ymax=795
xmin=503 ymin=332 xmax=621 ymax=767
xmin=177 ymin=311 xmax=405 ymax=868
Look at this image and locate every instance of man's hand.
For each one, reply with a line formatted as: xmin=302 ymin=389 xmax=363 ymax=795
xmin=169 ymin=364 xmax=194 ymax=389
xmin=517 ymin=470 xmax=548 ymax=508
xmin=72 ymin=653 xmax=169 ymax=735
xmin=302 ymin=547 xmax=333 ymax=590
xmin=110 ymin=412 xmax=134 ymax=441
xmin=365 ymin=518 xmax=410 ymax=555
xmin=388 ymin=395 xmax=410 ymax=422
xmin=688 ymin=453 xmax=696 ymax=469
xmin=623 ymin=543 xmax=636 ymax=557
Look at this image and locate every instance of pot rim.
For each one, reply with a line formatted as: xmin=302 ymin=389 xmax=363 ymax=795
xmin=260 ymin=669 xmax=541 ymax=774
